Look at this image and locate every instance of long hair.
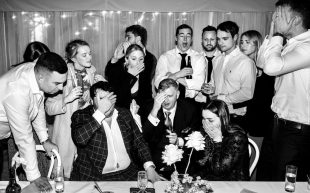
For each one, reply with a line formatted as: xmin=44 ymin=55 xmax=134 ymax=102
xmin=202 ymin=100 xmax=245 ymax=136
xmin=240 ymin=30 xmax=262 ymax=62
xmin=124 ymin=44 xmax=145 ymax=67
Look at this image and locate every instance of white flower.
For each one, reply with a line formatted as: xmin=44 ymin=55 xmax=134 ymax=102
xmin=12 ymin=155 xmax=27 ymax=168
xmin=185 ymin=131 xmax=205 ymax=151
xmin=162 ymin=144 xmax=184 ymax=166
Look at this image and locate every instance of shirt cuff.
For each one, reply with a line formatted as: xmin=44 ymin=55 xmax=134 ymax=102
xmin=37 ymin=131 xmax=48 ymax=143
xmin=177 ymin=137 xmax=184 ymax=147
xmin=148 ymin=114 xmax=160 ymax=126
xmin=92 ymin=110 xmax=106 ymax=124
xmin=217 ymin=94 xmax=227 ymax=103
xmin=25 ymin=167 xmax=41 ymax=182
xmin=143 ymin=161 xmax=155 ymax=170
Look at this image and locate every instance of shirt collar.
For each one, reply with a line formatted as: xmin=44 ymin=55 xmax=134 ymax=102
xmin=175 ymin=47 xmax=191 ymax=55
xmin=288 ymin=30 xmax=310 ymax=45
xmin=27 ymin=62 xmax=43 ymax=95
xmin=225 ymin=47 xmax=240 ymax=57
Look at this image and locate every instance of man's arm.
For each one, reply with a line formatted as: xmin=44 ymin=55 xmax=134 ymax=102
xmin=261 ymin=36 xmax=310 ymax=76
xmin=3 ymin=91 xmax=40 ymax=181
xmin=71 ymin=109 xmax=102 ymax=146
xmin=220 ymin=59 xmax=256 ymax=104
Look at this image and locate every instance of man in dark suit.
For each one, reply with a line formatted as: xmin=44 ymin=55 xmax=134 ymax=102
xmin=141 ymin=78 xmax=200 ymax=178
xmin=105 ymin=25 xmax=157 ymax=108
xmin=70 ymin=81 xmax=160 ymax=182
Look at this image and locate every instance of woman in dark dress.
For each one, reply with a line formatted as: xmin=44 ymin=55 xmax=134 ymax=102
xmin=107 ymin=44 xmax=153 ymax=110
xmin=196 ymin=100 xmax=250 ymax=180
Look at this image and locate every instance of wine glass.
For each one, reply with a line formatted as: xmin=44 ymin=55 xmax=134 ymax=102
xmin=137 ymin=171 xmax=148 ymax=193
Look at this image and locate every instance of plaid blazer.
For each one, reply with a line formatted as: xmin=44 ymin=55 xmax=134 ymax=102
xmin=70 ymin=105 xmax=153 ymax=181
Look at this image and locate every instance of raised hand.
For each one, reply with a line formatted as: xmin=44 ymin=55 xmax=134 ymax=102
xmin=127 ymin=62 xmax=145 ymax=76
xmin=130 ymin=99 xmax=140 ymax=115
xmin=64 ymin=86 xmax=82 ymax=104
xmin=202 ymin=119 xmax=222 ymax=142
xmin=113 ymin=41 xmax=131 ymax=61
xmin=95 ymin=91 xmax=117 ymax=116
xmin=150 ymin=92 xmax=167 ymax=118
xmin=201 ymin=83 xmax=215 ymax=95
xmin=176 ymin=67 xmax=193 ymax=79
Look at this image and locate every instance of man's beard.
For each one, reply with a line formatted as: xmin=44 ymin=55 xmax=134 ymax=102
xmin=203 ymin=44 xmax=216 ymax=52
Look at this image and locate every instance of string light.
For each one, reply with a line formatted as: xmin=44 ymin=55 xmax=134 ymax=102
xmin=117 ymin=11 xmax=121 ymax=14
xmin=182 ymin=12 xmax=187 ymax=16
xmin=168 ymin=12 xmax=173 ymax=16
xmin=61 ymin=14 xmax=67 ymax=19
xmin=82 ymin=26 xmax=88 ymax=31
xmin=12 ymin=14 xmax=16 ymax=19
xmin=154 ymin=12 xmax=159 ymax=16
xmin=128 ymin=11 xmax=132 ymax=14
xmin=101 ymin=11 xmax=107 ymax=16
xmin=109 ymin=11 xmax=114 ymax=14
xmin=88 ymin=12 xmax=94 ymax=16
xmin=87 ymin=22 xmax=93 ymax=26
xmin=74 ymin=31 xmax=80 ymax=36
xmin=21 ymin=12 xmax=26 ymax=15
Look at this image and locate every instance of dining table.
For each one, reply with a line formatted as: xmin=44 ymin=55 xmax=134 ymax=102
xmin=0 ymin=180 xmax=309 ymax=193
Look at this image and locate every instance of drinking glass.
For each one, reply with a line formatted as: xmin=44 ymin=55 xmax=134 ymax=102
xmin=137 ymin=171 xmax=148 ymax=193
xmin=285 ymin=165 xmax=298 ymax=192
xmin=55 ymin=167 xmax=64 ymax=193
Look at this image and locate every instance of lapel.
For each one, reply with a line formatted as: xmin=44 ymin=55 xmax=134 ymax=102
xmin=115 ymin=109 xmax=132 ymax=154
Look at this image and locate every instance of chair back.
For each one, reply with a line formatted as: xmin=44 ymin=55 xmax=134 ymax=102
xmin=11 ymin=145 xmax=61 ymax=180
xmin=248 ymin=138 xmax=260 ymax=176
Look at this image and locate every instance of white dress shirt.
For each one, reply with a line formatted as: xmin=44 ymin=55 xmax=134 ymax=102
xmin=93 ymin=109 xmax=155 ymax=172
xmin=257 ymin=30 xmax=310 ymax=125
xmin=211 ymin=47 xmax=256 ymax=115
xmin=154 ymin=47 xmax=206 ymax=98
xmin=0 ymin=62 xmax=48 ymax=181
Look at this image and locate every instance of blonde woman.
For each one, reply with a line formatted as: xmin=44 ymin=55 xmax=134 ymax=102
xmin=45 ymin=39 xmax=105 ymax=179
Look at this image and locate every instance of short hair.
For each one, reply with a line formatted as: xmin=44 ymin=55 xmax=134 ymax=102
xmin=125 ymin=25 xmax=148 ymax=47
xmin=217 ymin=21 xmax=239 ymax=38
xmin=276 ymin=0 xmax=310 ymax=29
xmin=202 ymin=25 xmax=217 ymax=37
xmin=175 ymin=24 xmax=193 ymax=37
xmin=158 ymin=78 xmax=179 ymax=91
xmin=125 ymin=44 xmax=145 ymax=58
xmin=65 ymin=39 xmax=90 ymax=63
xmin=90 ymin=81 xmax=113 ymax=100
xmin=23 ymin=41 xmax=50 ymax=62
xmin=34 ymin=52 xmax=68 ymax=74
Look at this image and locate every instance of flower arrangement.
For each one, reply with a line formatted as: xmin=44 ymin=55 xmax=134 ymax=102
xmin=162 ymin=131 xmax=213 ymax=193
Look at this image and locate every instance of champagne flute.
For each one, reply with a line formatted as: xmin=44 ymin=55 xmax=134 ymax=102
xmin=137 ymin=171 xmax=148 ymax=193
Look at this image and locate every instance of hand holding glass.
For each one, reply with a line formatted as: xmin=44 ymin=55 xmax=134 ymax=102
xmin=285 ymin=165 xmax=297 ymax=192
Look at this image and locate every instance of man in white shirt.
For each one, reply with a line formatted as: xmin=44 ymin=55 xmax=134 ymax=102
xmin=70 ymin=81 xmax=160 ymax=182
xmin=206 ymin=21 xmax=256 ymax=128
xmin=196 ymin=25 xmax=221 ymax=103
xmin=0 ymin=52 xmax=67 ymax=192
xmin=154 ymin=24 xmax=206 ymax=99
xmin=257 ymin=0 xmax=310 ymax=181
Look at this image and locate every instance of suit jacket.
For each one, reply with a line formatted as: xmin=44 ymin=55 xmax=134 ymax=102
xmin=141 ymin=99 xmax=200 ymax=171
xmin=105 ymin=50 xmax=157 ymax=109
xmin=70 ymin=105 xmax=153 ymax=181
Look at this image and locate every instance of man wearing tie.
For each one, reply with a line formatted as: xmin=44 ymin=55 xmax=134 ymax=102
xmin=154 ymin=24 xmax=206 ymax=100
xmin=196 ymin=25 xmax=221 ymax=103
xmin=141 ymin=78 xmax=200 ymax=179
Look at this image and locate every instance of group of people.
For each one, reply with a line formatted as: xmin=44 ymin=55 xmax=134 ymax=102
xmin=0 ymin=0 xmax=309 ymax=191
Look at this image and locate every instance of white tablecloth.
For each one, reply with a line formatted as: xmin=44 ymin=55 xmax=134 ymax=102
xmin=0 ymin=181 xmax=308 ymax=193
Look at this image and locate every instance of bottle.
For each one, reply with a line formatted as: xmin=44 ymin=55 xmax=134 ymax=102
xmin=186 ymin=56 xmax=192 ymax=79
xmin=6 ymin=167 xmax=21 ymax=193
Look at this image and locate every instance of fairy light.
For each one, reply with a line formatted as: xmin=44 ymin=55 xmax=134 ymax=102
xmin=128 ymin=11 xmax=132 ymax=14
xmin=44 ymin=23 xmax=50 ymax=27
xmin=117 ymin=11 xmax=121 ymax=14
xmin=109 ymin=11 xmax=114 ymax=14
xmin=74 ymin=31 xmax=80 ymax=36
xmin=154 ymin=12 xmax=159 ymax=16
xmin=12 ymin=14 xmax=16 ymax=19
xmin=61 ymin=14 xmax=67 ymax=19
xmin=21 ymin=12 xmax=26 ymax=15
xmin=182 ymin=12 xmax=187 ymax=16
xmin=168 ymin=12 xmax=173 ymax=16
xmin=101 ymin=11 xmax=107 ymax=16
xmin=82 ymin=26 xmax=88 ymax=31
xmin=88 ymin=12 xmax=94 ymax=16
xmin=34 ymin=13 xmax=39 ymax=17
xmin=88 ymin=22 xmax=93 ymax=26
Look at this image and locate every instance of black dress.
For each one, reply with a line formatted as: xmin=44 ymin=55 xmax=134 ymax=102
xmin=194 ymin=125 xmax=250 ymax=181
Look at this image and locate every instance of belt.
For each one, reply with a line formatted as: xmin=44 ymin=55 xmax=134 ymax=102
xmin=277 ymin=118 xmax=310 ymax=130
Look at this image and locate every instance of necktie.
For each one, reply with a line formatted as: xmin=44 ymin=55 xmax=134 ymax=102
xmin=179 ymin=53 xmax=187 ymax=98
xmin=206 ymin=56 xmax=214 ymax=83
xmin=164 ymin=111 xmax=173 ymax=132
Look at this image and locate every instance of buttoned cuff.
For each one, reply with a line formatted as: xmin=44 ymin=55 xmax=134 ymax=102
xmin=36 ymin=131 xmax=48 ymax=143
xmin=92 ymin=110 xmax=106 ymax=124
xmin=177 ymin=137 xmax=184 ymax=147
xmin=143 ymin=161 xmax=155 ymax=170
xmin=25 ymin=167 xmax=41 ymax=182
xmin=148 ymin=114 xmax=160 ymax=126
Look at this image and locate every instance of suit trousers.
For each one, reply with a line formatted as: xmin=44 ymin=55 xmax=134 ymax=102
xmin=272 ymin=116 xmax=310 ymax=181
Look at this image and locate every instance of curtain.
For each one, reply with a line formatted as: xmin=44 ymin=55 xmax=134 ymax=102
xmin=0 ymin=11 xmax=272 ymax=76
